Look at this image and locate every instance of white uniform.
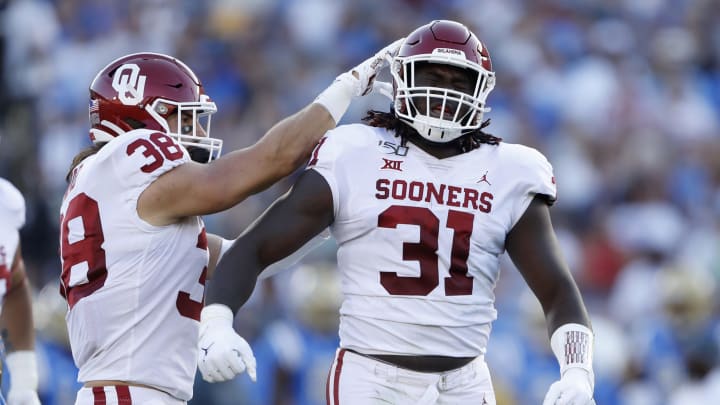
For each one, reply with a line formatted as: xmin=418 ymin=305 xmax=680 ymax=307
xmin=59 ymin=129 xmax=208 ymax=402
xmin=309 ymin=124 xmax=556 ymax=358
xmin=0 ymin=178 xmax=26 ymax=309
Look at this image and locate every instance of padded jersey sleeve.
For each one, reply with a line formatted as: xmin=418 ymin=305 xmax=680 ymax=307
xmin=507 ymin=144 xmax=557 ymax=229
xmin=0 ymin=178 xmax=24 ymax=289
xmin=0 ymin=178 xmax=26 ymax=231
xmin=526 ymin=146 xmax=556 ymax=204
xmin=105 ymin=130 xmax=191 ymax=229
xmin=305 ymin=126 xmax=349 ymax=219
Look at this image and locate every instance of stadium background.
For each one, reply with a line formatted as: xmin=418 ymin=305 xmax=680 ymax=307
xmin=1 ymin=0 xmax=719 ymax=403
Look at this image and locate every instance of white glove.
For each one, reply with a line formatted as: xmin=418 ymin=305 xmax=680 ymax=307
xmin=542 ymin=368 xmax=594 ymax=405
xmin=197 ymin=304 xmax=257 ymax=383
xmin=6 ymin=351 xmax=41 ymax=405
xmin=372 ymin=80 xmax=395 ymax=101
xmin=314 ymin=38 xmax=404 ymax=123
xmin=543 ymin=323 xmax=595 ymax=405
xmin=348 ymin=37 xmax=405 ymax=97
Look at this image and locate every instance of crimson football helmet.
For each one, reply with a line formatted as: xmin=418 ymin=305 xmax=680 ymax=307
xmin=390 ymin=20 xmax=496 ymax=143
xmin=88 ymin=52 xmax=221 ymax=162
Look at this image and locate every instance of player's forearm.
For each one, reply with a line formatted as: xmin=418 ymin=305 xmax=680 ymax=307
xmin=204 ymin=103 xmax=334 ymax=202
xmin=543 ymin=280 xmax=592 ymax=336
xmin=0 ymin=278 xmax=35 ymax=351
xmin=256 ymin=103 xmax=335 ymax=178
xmin=205 ymin=246 xmax=263 ymax=313
xmin=248 ymin=74 xmax=354 ymax=188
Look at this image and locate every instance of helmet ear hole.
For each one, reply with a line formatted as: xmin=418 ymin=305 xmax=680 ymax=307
xmin=155 ymin=103 xmax=171 ymax=115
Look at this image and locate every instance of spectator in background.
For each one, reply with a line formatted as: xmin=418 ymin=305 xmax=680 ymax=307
xmin=667 ymin=335 xmax=720 ymax=405
xmin=0 ymin=177 xmax=41 ymax=405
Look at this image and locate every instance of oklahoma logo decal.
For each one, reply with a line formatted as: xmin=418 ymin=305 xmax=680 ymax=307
xmin=112 ymin=63 xmax=147 ymax=105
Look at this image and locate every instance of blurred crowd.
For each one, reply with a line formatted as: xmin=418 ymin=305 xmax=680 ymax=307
xmin=1 ymin=0 xmax=719 ymax=404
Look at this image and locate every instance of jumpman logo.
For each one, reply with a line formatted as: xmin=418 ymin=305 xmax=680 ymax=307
xmin=201 ymin=342 xmax=214 ymax=356
xmin=477 ymin=171 xmax=491 ymax=186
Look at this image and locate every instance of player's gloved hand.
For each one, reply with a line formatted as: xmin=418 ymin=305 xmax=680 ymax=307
xmin=6 ymin=351 xmax=41 ymax=405
xmin=314 ymin=38 xmax=405 ymax=123
xmin=197 ymin=304 xmax=257 ymax=383
xmin=542 ymin=368 xmax=595 ymax=405
xmin=372 ymin=80 xmax=395 ymax=101
xmin=348 ymin=37 xmax=405 ymax=96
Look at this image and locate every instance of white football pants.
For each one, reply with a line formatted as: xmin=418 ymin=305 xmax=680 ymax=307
xmin=326 ymin=348 xmax=496 ymax=405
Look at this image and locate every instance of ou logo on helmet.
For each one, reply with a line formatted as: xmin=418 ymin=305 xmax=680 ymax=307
xmin=112 ymin=63 xmax=147 ymax=105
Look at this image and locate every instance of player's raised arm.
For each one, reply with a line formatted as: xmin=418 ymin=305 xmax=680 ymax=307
xmin=139 ymin=39 xmax=403 ymax=225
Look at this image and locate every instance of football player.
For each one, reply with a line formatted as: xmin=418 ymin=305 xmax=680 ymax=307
xmin=60 ymin=40 xmax=401 ymax=405
xmin=0 ymin=178 xmax=41 ymax=405
xmin=201 ymin=20 xmax=596 ymax=405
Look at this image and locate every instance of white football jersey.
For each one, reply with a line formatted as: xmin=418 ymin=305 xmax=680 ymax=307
xmin=309 ymin=124 xmax=556 ymax=358
xmin=0 ymin=177 xmax=26 ymax=309
xmin=59 ymin=129 xmax=208 ymax=401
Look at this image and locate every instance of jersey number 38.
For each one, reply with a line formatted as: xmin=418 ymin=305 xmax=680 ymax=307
xmin=59 ymin=133 xmax=205 ymax=321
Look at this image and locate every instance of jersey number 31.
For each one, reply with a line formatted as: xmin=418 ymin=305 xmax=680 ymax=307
xmin=379 ymin=205 xmax=474 ymax=296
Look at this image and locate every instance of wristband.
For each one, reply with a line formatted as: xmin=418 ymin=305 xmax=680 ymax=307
xmin=550 ymin=323 xmax=594 ymax=378
xmin=313 ymin=72 xmax=356 ymax=124
xmin=6 ymin=350 xmax=39 ymax=391
xmin=200 ymin=304 xmax=234 ymax=325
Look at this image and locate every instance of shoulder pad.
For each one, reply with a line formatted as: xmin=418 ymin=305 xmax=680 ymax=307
xmin=0 ymin=178 xmax=26 ymax=229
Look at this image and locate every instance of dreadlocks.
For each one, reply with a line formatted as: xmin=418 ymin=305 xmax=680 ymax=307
xmin=362 ymin=109 xmax=502 ymax=152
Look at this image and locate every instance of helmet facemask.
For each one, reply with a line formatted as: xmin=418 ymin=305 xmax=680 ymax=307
xmin=147 ymin=94 xmax=221 ymax=163
xmin=391 ymin=50 xmax=496 ymax=143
